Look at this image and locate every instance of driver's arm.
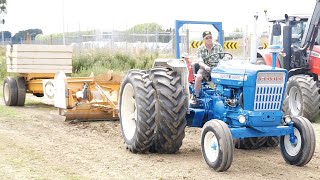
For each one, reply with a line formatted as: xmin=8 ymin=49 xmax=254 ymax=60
xmin=197 ymin=49 xmax=211 ymax=71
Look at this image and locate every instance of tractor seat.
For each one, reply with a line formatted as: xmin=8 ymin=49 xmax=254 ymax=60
xmin=191 ymin=62 xmax=200 ymax=76
xmin=191 ymin=62 xmax=211 ymax=82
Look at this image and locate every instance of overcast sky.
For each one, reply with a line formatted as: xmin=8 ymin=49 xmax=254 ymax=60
xmin=3 ymin=0 xmax=317 ymax=36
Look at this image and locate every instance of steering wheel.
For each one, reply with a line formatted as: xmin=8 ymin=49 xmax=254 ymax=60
xmin=217 ymin=52 xmax=233 ymax=61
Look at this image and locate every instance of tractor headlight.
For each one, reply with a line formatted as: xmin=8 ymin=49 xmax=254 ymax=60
xmin=284 ymin=115 xmax=292 ymax=124
xmin=238 ymin=115 xmax=246 ymax=124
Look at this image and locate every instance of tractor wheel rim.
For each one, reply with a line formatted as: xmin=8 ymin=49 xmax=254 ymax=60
xmin=289 ymin=87 xmax=302 ymax=116
xmin=284 ymin=128 xmax=301 ymax=156
xmin=204 ymin=131 xmax=219 ymax=162
xmin=4 ymin=83 xmax=9 ymax=103
xmin=121 ymin=83 xmax=137 ymax=141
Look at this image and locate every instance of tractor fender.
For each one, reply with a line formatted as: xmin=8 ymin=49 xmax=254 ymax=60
xmin=257 ymin=49 xmax=281 ymax=67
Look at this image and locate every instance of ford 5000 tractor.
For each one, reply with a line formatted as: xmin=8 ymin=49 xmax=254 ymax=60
xmin=118 ymin=49 xmax=315 ymax=172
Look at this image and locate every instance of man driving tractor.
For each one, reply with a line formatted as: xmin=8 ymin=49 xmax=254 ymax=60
xmin=191 ymin=31 xmax=223 ymax=107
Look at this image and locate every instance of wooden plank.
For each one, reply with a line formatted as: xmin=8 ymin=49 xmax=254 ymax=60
xmin=6 ymin=58 xmax=72 ymax=65
xmin=9 ymin=51 xmax=72 ymax=59
xmin=7 ymin=68 xmax=72 ymax=73
xmin=7 ymin=65 xmax=72 ymax=70
xmin=7 ymin=44 xmax=73 ymax=52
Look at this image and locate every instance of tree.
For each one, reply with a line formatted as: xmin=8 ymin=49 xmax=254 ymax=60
xmin=0 ymin=0 xmax=6 ymax=14
xmin=12 ymin=29 xmax=43 ymax=44
xmin=126 ymin=23 xmax=170 ymax=43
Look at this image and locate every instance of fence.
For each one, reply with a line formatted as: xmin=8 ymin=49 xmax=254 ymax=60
xmin=7 ymin=29 xmax=269 ymax=59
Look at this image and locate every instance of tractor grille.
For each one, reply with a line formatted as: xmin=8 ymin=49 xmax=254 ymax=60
xmin=254 ymin=72 xmax=286 ymax=111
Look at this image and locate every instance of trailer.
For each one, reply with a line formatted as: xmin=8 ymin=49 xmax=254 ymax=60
xmin=3 ymin=44 xmax=121 ymax=121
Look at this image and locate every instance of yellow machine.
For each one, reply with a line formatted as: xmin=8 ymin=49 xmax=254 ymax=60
xmin=3 ymin=44 xmax=121 ymax=121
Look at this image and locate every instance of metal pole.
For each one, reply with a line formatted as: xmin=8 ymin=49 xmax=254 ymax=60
xmin=186 ymin=29 xmax=189 ymax=54
xmin=250 ymin=13 xmax=259 ymax=63
xmin=62 ymin=0 xmax=66 ymax=45
xmin=2 ymin=30 xmax=4 ymax=45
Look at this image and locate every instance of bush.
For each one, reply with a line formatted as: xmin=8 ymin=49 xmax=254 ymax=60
xmin=0 ymin=47 xmax=7 ymax=80
xmin=72 ymin=51 xmax=158 ymax=76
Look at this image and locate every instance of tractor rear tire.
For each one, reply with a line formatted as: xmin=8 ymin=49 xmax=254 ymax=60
xmin=285 ymin=75 xmax=320 ymax=122
xmin=280 ymin=116 xmax=316 ymax=166
xmin=119 ymin=70 xmax=157 ymax=153
xmin=201 ymin=120 xmax=234 ymax=172
xmin=3 ymin=77 xmax=18 ymax=106
xmin=16 ymin=77 xmax=26 ymax=106
xmin=256 ymin=57 xmax=266 ymax=65
xmin=234 ymin=137 xmax=268 ymax=150
xmin=149 ymin=67 xmax=188 ymax=153
xmin=264 ymin=136 xmax=280 ymax=147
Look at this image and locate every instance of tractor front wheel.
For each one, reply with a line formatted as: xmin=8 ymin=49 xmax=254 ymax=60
xmin=280 ymin=116 xmax=316 ymax=166
xmin=201 ymin=120 xmax=233 ymax=172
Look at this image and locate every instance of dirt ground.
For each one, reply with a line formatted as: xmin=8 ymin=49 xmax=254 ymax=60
xmin=0 ymin=94 xmax=320 ymax=180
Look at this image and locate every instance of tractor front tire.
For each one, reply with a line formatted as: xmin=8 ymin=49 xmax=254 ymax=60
xmin=3 ymin=77 xmax=18 ymax=106
xmin=285 ymin=75 xmax=320 ymax=122
xmin=119 ymin=70 xmax=157 ymax=153
xmin=149 ymin=67 xmax=188 ymax=153
xmin=201 ymin=120 xmax=234 ymax=172
xmin=280 ymin=116 xmax=316 ymax=166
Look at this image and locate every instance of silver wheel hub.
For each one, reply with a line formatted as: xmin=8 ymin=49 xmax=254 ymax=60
xmin=289 ymin=87 xmax=302 ymax=116
xmin=204 ymin=131 xmax=219 ymax=162
xmin=121 ymin=83 xmax=137 ymax=141
xmin=4 ymin=83 xmax=9 ymax=102
xmin=284 ymin=128 xmax=302 ymax=156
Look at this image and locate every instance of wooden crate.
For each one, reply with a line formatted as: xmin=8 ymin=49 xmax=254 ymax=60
xmin=6 ymin=44 xmax=73 ymax=73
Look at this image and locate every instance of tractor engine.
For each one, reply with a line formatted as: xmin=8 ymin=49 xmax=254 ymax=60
xmin=187 ymin=60 xmax=287 ymax=132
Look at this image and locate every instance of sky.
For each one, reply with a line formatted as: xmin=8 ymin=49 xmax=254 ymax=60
xmin=3 ymin=0 xmax=317 ymax=36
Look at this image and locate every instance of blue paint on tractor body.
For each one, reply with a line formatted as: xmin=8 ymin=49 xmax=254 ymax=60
xmin=187 ymin=59 xmax=294 ymax=139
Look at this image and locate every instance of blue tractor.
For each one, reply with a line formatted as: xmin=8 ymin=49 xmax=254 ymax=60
xmin=118 ymin=48 xmax=316 ymax=172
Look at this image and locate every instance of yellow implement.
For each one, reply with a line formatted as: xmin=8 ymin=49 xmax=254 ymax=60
xmin=54 ymin=71 xmax=122 ymax=121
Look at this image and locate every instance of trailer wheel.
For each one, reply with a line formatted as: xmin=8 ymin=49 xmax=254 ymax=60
xmin=3 ymin=77 xmax=18 ymax=106
xmin=149 ymin=67 xmax=188 ymax=153
xmin=234 ymin=137 xmax=268 ymax=149
xmin=280 ymin=116 xmax=316 ymax=166
xmin=201 ymin=120 xmax=233 ymax=172
xmin=16 ymin=77 xmax=26 ymax=106
xmin=119 ymin=70 xmax=156 ymax=153
xmin=286 ymin=75 xmax=320 ymax=122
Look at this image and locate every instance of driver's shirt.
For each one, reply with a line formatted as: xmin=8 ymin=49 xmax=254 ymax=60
xmin=197 ymin=42 xmax=223 ymax=67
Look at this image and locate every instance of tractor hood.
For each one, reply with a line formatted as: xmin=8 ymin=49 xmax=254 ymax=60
xmin=211 ymin=60 xmax=286 ymax=87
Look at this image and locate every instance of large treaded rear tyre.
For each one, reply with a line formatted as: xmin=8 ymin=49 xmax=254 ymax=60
xmin=234 ymin=137 xmax=268 ymax=150
xmin=3 ymin=77 xmax=18 ymax=106
xmin=201 ymin=120 xmax=234 ymax=172
xmin=149 ymin=67 xmax=188 ymax=153
xmin=280 ymin=116 xmax=316 ymax=166
xmin=119 ymin=70 xmax=157 ymax=153
xmin=285 ymin=75 xmax=320 ymax=122
xmin=16 ymin=77 xmax=26 ymax=106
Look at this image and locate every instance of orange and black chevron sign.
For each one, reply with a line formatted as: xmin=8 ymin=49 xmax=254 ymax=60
xmin=224 ymin=42 xmax=238 ymax=49
xmin=262 ymin=43 xmax=268 ymax=49
xmin=190 ymin=41 xmax=203 ymax=48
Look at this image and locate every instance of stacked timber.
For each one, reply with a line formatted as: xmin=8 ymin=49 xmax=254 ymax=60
xmin=6 ymin=44 xmax=73 ymax=73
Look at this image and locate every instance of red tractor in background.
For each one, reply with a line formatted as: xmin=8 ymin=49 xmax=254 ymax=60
xmin=256 ymin=1 xmax=320 ymax=121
